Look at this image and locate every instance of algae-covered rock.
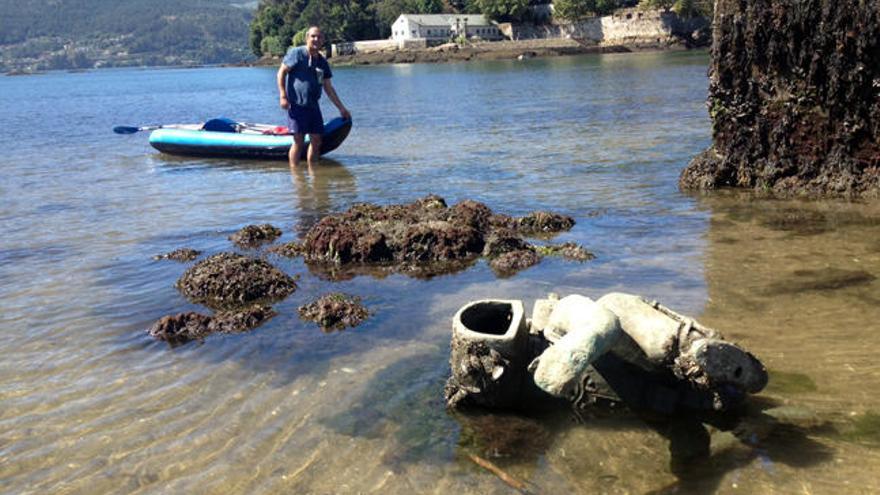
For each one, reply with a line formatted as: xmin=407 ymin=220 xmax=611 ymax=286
xmin=266 ymin=241 xmax=306 ymax=258
xmin=176 ymin=252 xmax=296 ymax=310
xmin=153 ymin=248 xmax=201 ymax=262
xmin=149 ymin=305 xmax=277 ymax=345
xmin=680 ymin=0 xmax=880 ymax=197
xmin=398 ymin=222 xmax=483 ymax=262
xmin=148 ymin=312 xmax=213 ymax=345
xmin=516 ymin=211 xmax=576 ymax=234
xmin=229 ymin=223 xmax=282 ymax=248
xmin=489 ymin=249 xmax=541 ymax=276
xmin=298 ymin=293 xmax=370 ymax=332
xmin=535 ymin=242 xmax=595 ymax=261
xmin=211 ymin=305 xmax=277 ymax=333
xmin=482 ymin=229 xmax=532 ymax=258
xmin=303 ymin=216 xmax=393 ymax=264
xmin=298 ymin=195 xmax=580 ymax=279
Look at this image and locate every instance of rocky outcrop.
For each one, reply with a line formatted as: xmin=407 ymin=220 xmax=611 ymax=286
xmin=290 ymin=195 xmax=580 ymax=279
xmin=680 ymin=0 xmax=880 ymax=197
xmin=297 ymin=293 xmax=370 ymax=332
xmin=229 ymin=224 xmax=282 ymax=248
xmin=148 ymin=306 xmax=277 ymax=346
xmin=175 ymin=253 xmax=297 ymax=310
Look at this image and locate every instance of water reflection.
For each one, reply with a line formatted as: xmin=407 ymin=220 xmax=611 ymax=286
xmin=289 ymin=158 xmax=357 ymax=237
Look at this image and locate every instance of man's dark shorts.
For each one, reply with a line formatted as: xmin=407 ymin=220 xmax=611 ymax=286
xmin=287 ymin=105 xmax=324 ymax=135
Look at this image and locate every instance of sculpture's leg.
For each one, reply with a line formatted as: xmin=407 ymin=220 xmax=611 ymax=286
xmin=528 ymin=295 xmax=622 ymax=399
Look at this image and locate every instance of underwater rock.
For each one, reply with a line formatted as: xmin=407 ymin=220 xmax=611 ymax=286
xmin=535 ymin=242 xmax=595 ymax=261
xmin=764 ymin=268 xmax=876 ymax=295
xmin=298 ymin=293 xmax=370 ymax=332
xmin=149 ymin=305 xmax=277 ymax=345
xmin=176 ymin=252 xmax=296 ymax=310
xmin=148 ymin=312 xmax=213 ymax=345
xmin=153 ymin=248 xmax=201 ymax=262
xmin=229 ymin=224 xmax=282 ymax=248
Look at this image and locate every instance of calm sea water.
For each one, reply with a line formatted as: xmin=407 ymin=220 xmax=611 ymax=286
xmin=2 ymin=51 xmax=879 ymax=494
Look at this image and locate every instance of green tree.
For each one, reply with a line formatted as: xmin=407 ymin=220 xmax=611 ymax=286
xmin=594 ymin=0 xmax=622 ymax=15
xmin=473 ymin=0 xmax=529 ymax=22
xmin=292 ymin=27 xmax=308 ymax=46
xmin=671 ymin=0 xmax=712 ymax=17
xmin=261 ymin=35 xmax=286 ymax=55
xmin=553 ymin=0 xmax=594 ymax=21
xmin=553 ymin=0 xmax=622 ymax=20
xmin=250 ymin=4 xmax=287 ymax=56
xmin=638 ymin=0 xmax=674 ymax=10
xmin=639 ymin=0 xmax=711 ymax=17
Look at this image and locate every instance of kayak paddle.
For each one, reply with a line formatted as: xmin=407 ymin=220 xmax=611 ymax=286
xmin=113 ymin=124 xmax=164 ymax=134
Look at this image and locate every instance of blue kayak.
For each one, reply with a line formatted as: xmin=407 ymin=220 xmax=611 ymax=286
xmin=149 ymin=117 xmax=352 ymax=160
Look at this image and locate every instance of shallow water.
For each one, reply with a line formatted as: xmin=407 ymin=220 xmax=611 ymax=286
xmin=1 ymin=51 xmax=879 ymax=494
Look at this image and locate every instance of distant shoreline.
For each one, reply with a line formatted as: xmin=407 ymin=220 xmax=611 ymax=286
xmin=251 ymin=38 xmax=704 ymax=68
xmin=4 ymin=40 xmax=704 ymax=76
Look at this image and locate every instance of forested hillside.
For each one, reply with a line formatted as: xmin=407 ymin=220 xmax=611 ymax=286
xmin=0 ymin=0 xmax=255 ymax=72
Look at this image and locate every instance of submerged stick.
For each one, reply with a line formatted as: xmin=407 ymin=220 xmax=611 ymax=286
xmin=468 ymin=453 xmax=529 ymax=493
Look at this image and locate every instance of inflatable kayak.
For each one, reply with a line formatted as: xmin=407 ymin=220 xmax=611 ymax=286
xmin=147 ymin=117 xmax=352 ymax=160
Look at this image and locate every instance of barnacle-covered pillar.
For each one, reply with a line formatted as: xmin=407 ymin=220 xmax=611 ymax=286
xmin=445 ymin=300 xmax=532 ymax=408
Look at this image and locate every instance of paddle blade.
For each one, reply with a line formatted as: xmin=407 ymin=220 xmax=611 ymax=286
xmin=113 ymin=126 xmax=140 ymax=134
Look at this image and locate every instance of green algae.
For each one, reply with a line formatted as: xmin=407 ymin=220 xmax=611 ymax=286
xmin=839 ymin=412 xmax=880 ymax=448
xmin=764 ymin=370 xmax=818 ymax=395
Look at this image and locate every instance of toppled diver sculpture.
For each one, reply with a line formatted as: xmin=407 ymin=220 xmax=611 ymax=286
xmin=445 ymin=293 xmax=768 ymax=414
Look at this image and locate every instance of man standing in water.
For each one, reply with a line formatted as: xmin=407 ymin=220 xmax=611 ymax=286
xmin=277 ymin=26 xmax=351 ymax=168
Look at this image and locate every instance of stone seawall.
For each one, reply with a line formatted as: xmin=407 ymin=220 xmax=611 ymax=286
xmin=680 ymin=0 xmax=880 ymax=197
xmin=500 ymin=9 xmax=708 ymax=48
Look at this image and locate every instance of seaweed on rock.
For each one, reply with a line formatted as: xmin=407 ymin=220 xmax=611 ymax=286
xmin=298 ymin=293 xmax=370 ymax=332
xmin=299 ymin=195 xmax=578 ymax=278
xmin=229 ymin=223 xmax=282 ymax=248
xmin=175 ymin=252 xmax=296 ymax=310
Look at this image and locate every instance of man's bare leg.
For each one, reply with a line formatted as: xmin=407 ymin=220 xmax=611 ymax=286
xmin=307 ymin=133 xmax=322 ymax=168
xmin=290 ymin=133 xmax=305 ymax=167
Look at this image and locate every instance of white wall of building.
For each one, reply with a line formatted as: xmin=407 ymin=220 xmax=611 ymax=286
xmin=390 ymin=14 xmax=503 ymax=42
